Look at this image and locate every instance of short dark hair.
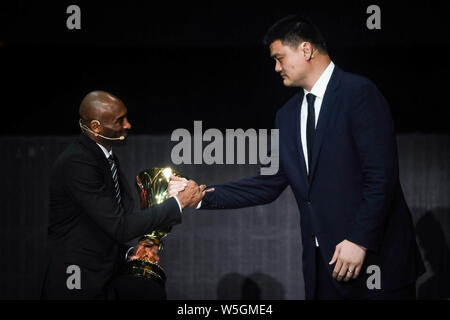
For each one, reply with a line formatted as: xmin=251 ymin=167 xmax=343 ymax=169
xmin=263 ymin=14 xmax=328 ymax=54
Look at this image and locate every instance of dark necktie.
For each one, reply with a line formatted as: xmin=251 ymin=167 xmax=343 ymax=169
xmin=306 ymin=93 xmax=316 ymax=175
xmin=108 ymin=155 xmax=122 ymax=206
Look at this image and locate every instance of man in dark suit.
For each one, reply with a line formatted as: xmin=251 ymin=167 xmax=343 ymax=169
xmin=187 ymin=15 xmax=425 ymax=299
xmin=41 ymin=90 xmax=206 ymax=299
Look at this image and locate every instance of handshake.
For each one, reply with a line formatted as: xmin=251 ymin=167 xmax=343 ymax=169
xmin=168 ymin=175 xmax=214 ymax=210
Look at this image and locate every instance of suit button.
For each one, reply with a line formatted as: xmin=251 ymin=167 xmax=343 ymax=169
xmin=308 ymin=201 xmax=312 ymax=206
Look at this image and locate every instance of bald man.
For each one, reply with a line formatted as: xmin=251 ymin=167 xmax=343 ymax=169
xmin=41 ymin=91 xmax=205 ymax=299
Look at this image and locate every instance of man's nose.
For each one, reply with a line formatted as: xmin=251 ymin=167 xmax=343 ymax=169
xmin=275 ymin=60 xmax=282 ymax=73
xmin=123 ymin=118 xmax=132 ymax=129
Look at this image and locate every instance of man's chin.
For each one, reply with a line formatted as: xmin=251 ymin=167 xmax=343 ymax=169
xmin=282 ymin=79 xmax=300 ymax=88
xmin=283 ymin=79 xmax=293 ymax=87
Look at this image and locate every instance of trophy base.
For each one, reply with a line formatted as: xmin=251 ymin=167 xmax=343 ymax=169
xmin=121 ymin=259 xmax=167 ymax=286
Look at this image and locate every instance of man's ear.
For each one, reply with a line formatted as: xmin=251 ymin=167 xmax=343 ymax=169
xmin=90 ymin=120 xmax=101 ymax=133
xmin=300 ymin=42 xmax=313 ymax=60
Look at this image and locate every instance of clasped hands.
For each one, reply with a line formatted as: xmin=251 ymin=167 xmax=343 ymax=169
xmin=168 ymin=175 xmax=214 ymax=209
xmin=329 ymin=239 xmax=366 ymax=282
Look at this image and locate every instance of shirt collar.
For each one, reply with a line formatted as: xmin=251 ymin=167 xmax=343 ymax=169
xmin=303 ymin=61 xmax=335 ymax=99
xmin=96 ymin=143 xmax=113 ymax=159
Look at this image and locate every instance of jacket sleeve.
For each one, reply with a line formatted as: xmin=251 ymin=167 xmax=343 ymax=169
xmin=346 ymin=80 xmax=398 ymax=254
xmin=201 ymin=167 xmax=289 ymax=209
xmin=201 ymin=111 xmax=289 ymax=209
xmin=63 ymin=157 xmax=182 ymax=243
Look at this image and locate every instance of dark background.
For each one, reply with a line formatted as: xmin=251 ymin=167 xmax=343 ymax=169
xmin=1 ymin=1 xmax=449 ymax=300
xmin=1 ymin=1 xmax=449 ymax=135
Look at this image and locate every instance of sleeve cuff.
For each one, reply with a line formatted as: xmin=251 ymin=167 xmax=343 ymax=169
xmin=173 ymin=195 xmax=183 ymax=213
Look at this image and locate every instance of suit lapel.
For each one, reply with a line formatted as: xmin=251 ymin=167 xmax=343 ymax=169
xmin=79 ymin=134 xmax=111 ymax=174
xmin=308 ymin=66 xmax=342 ymax=183
xmin=78 ymin=134 xmax=131 ymax=210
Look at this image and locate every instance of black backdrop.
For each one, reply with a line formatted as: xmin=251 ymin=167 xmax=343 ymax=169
xmin=1 ymin=1 xmax=449 ymax=300
xmin=1 ymin=1 xmax=450 ymax=135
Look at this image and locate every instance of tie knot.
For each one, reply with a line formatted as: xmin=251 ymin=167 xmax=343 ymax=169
xmin=306 ymin=93 xmax=316 ymax=106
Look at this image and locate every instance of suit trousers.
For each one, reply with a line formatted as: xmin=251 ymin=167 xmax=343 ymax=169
xmin=315 ymin=247 xmax=343 ymax=300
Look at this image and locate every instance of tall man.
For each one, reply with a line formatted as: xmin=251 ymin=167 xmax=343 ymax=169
xmin=190 ymin=15 xmax=425 ymax=299
xmin=41 ymin=91 xmax=206 ymax=299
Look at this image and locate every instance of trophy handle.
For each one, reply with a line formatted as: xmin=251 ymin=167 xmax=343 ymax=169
xmin=136 ymin=175 xmax=147 ymax=210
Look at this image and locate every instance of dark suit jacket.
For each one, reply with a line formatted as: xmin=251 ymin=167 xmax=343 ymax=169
xmin=41 ymin=134 xmax=182 ymax=299
xmin=201 ymin=66 xmax=425 ymax=299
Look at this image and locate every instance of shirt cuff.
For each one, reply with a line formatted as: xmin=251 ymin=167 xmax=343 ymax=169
xmin=196 ymin=201 xmax=202 ymax=209
xmin=173 ymin=195 xmax=183 ymax=213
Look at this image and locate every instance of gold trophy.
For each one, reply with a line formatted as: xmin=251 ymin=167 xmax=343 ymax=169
xmin=122 ymin=167 xmax=184 ymax=286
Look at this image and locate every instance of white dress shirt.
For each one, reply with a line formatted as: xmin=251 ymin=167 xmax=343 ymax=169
xmin=96 ymin=142 xmax=113 ymax=159
xmin=300 ymin=61 xmax=335 ymax=173
xmin=300 ymin=61 xmax=335 ymax=247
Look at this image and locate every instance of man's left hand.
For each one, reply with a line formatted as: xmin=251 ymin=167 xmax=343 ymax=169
xmin=329 ymin=239 xmax=366 ymax=281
